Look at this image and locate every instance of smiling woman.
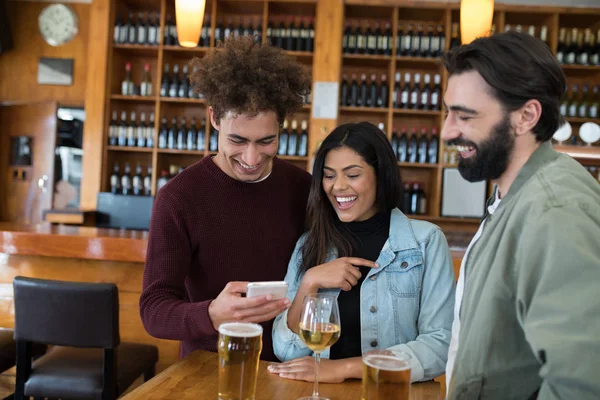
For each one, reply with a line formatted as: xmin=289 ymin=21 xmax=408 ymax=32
xmin=270 ymin=121 xmax=455 ymax=386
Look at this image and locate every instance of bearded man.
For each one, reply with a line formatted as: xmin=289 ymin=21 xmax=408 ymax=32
xmin=441 ymin=31 xmax=600 ymax=400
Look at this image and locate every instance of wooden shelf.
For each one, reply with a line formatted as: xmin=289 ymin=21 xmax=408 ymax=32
xmin=278 ymin=155 xmax=308 ymax=161
xmin=565 ymin=117 xmax=600 ymax=125
xmin=397 ymin=162 xmax=439 ymax=169
xmin=560 ymin=64 xmax=600 ymax=72
xmin=110 ymin=94 xmax=156 ymax=102
xmin=162 ymin=45 xmax=209 ymax=53
xmin=160 ymin=97 xmax=206 ymax=104
xmin=112 ymin=44 xmax=159 ymax=55
xmin=302 ymin=104 xmax=312 ymax=110
xmin=157 ymin=149 xmax=206 ymax=155
xmin=340 ymin=106 xmax=389 ymax=113
xmin=286 ymin=51 xmax=314 ymax=58
xmin=107 ymin=146 xmax=154 ymax=153
xmin=396 ymin=56 xmax=441 ymax=65
xmin=553 ymin=144 xmax=600 ymax=161
xmin=393 ymin=109 xmax=442 ymax=116
xmin=343 ymin=53 xmax=392 ymax=61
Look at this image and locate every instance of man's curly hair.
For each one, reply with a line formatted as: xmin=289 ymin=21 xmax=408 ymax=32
xmin=189 ymin=36 xmax=312 ymax=125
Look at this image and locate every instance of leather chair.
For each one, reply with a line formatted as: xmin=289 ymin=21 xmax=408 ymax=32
xmin=13 ymin=277 xmax=158 ymax=400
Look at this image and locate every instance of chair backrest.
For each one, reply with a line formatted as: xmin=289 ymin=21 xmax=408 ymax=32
xmin=13 ymin=276 xmax=120 ymax=349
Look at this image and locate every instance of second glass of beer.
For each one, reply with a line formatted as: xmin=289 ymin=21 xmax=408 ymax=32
xmin=361 ymin=350 xmax=412 ymax=400
xmin=218 ymin=322 xmax=263 ymax=400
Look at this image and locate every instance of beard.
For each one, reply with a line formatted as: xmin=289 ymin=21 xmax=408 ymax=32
xmin=448 ymin=114 xmax=515 ymax=182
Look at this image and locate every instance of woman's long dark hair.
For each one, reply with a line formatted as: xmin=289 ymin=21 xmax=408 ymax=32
xmin=299 ymin=122 xmax=403 ymax=278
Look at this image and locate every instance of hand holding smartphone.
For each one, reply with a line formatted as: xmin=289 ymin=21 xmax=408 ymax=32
xmin=246 ymin=281 xmax=289 ymax=300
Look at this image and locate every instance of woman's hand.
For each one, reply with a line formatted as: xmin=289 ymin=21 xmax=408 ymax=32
xmin=304 ymin=257 xmax=378 ymax=291
xmin=267 ymin=357 xmax=351 ymax=383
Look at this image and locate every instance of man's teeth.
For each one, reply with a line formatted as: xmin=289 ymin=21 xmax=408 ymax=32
xmin=239 ymin=161 xmax=259 ymax=169
xmin=457 ymin=145 xmax=474 ymax=153
xmin=336 ymin=196 xmax=357 ymax=203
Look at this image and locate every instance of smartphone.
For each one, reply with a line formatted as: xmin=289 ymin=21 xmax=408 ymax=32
xmin=246 ymin=281 xmax=289 ymax=300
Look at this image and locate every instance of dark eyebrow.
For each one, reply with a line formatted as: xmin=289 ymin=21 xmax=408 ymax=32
xmin=323 ymin=165 xmax=363 ymax=172
xmin=228 ymin=134 xmax=278 ymax=142
xmin=443 ymin=102 xmax=479 ymax=115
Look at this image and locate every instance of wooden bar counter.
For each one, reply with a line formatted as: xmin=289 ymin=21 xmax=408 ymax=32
xmin=0 ymin=222 xmax=180 ymax=376
xmin=122 ymin=350 xmax=441 ymax=400
xmin=0 ymin=222 xmax=148 ymax=263
xmin=0 ymin=222 xmax=464 ymax=385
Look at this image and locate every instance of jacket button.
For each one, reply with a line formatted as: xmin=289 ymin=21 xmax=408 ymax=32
xmin=370 ymin=306 xmax=377 ymax=313
xmin=401 ymin=261 xmax=408 ymax=268
xmin=370 ymin=275 xmax=377 ymax=281
xmin=370 ymin=340 xmax=378 ymax=347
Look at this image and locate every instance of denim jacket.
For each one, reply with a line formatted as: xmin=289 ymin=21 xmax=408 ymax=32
xmin=272 ymin=208 xmax=456 ymax=382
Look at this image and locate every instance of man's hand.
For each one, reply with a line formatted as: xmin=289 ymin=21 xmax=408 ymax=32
xmin=208 ymin=281 xmax=290 ymax=330
xmin=267 ymin=357 xmax=352 ymax=383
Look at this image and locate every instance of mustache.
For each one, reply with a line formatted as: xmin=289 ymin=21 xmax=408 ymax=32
xmin=446 ymin=138 xmax=477 ymax=148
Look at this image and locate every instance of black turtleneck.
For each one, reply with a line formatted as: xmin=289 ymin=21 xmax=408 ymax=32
xmin=329 ymin=210 xmax=391 ymax=360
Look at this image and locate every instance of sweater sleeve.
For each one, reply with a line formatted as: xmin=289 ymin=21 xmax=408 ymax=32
xmin=517 ymin=205 xmax=600 ymax=400
xmin=139 ymin=188 xmax=218 ymax=341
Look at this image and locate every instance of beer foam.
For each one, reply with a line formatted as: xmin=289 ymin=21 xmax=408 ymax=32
xmin=363 ymin=354 xmax=411 ymax=371
xmin=219 ymin=322 xmax=263 ymax=337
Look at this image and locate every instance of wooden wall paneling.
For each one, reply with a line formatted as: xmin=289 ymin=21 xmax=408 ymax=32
xmin=81 ymin=0 xmax=112 ymax=210
xmin=0 ymin=2 xmax=90 ymax=105
xmin=549 ymin=12 xmax=559 ymax=54
xmin=262 ymin=1 xmax=269 ymax=45
xmin=387 ymin=8 xmax=400 ymax=138
xmin=309 ymin=0 xmax=344 ymax=160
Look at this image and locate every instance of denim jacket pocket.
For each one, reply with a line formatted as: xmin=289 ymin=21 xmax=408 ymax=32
xmin=385 ymin=251 xmax=423 ymax=298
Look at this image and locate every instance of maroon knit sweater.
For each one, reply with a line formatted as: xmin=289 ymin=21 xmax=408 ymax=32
xmin=140 ymin=156 xmax=311 ymax=361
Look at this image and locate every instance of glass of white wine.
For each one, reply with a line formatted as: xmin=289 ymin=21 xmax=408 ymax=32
xmin=297 ymin=293 xmax=341 ymax=400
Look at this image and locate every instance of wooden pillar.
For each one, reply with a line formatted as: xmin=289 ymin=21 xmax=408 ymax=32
xmin=80 ymin=0 xmax=111 ymax=210
xmin=308 ymin=0 xmax=344 ymax=169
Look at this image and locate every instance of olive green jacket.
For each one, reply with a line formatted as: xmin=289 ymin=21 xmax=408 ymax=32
xmin=448 ymin=141 xmax=600 ymax=400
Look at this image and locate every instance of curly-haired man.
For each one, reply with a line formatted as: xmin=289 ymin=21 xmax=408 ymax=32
xmin=140 ymin=36 xmax=312 ymax=361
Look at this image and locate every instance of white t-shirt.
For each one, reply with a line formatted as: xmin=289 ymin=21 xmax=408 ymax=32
xmin=446 ymin=191 xmax=502 ymax=392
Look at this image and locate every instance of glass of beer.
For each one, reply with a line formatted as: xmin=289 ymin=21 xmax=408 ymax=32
xmin=361 ymin=350 xmax=412 ymax=400
xmin=217 ymin=322 xmax=263 ymax=400
xmin=297 ymin=293 xmax=341 ymax=400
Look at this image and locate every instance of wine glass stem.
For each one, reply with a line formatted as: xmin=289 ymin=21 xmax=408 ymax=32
xmin=312 ymin=352 xmax=321 ymax=398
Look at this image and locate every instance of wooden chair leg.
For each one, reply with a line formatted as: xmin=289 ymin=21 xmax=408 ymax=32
xmin=143 ymin=365 xmax=155 ymax=382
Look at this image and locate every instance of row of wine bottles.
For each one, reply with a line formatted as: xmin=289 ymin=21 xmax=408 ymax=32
xmin=108 ymin=111 xmax=155 ymax=148
xmin=343 ymin=21 xmax=447 ymax=58
xmin=556 ymin=27 xmax=600 ymax=66
xmin=159 ymin=64 xmax=201 ymax=99
xmin=110 ymin=162 xmax=152 ymax=196
xmin=120 ymin=63 xmax=153 ymax=97
xmin=277 ymin=120 xmax=309 ymax=157
xmin=158 ymin=117 xmax=212 ymax=152
xmin=560 ymin=84 xmax=599 ymax=119
xmin=340 ymin=72 xmax=441 ymax=111
xmin=266 ymin=16 xmax=315 ymax=52
xmin=114 ymin=11 xmax=160 ymax=45
xmin=391 ymin=126 xmax=439 ymax=164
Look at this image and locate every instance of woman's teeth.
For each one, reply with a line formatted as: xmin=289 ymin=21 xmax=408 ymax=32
xmin=336 ymin=196 xmax=357 ymax=203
